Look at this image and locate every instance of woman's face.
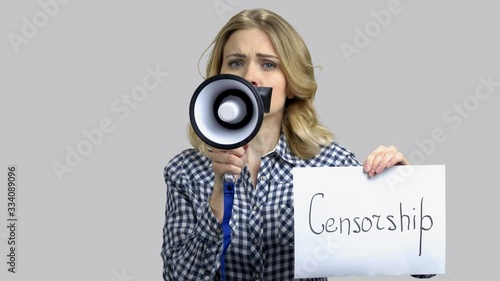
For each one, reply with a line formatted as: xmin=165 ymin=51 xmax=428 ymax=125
xmin=220 ymin=28 xmax=292 ymax=119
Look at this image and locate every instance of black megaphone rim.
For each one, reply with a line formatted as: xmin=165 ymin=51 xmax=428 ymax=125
xmin=189 ymin=74 xmax=265 ymax=150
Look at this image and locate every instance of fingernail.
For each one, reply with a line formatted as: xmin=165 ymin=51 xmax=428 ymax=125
xmin=364 ymin=164 xmax=370 ymax=172
xmin=387 ymin=161 xmax=393 ymax=168
xmin=376 ymin=166 xmax=382 ymax=173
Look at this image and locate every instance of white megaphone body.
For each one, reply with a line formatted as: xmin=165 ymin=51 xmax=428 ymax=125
xmin=189 ymin=74 xmax=273 ymax=150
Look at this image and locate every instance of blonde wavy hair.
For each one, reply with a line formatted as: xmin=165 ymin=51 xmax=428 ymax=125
xmin=188 ymin=8 xmax=333 ymax=159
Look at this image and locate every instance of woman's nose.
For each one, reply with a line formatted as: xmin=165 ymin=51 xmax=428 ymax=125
xmin=243 ymin=66 xmax=259 ymax=87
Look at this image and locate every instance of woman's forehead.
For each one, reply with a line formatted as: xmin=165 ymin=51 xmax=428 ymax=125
xmin=223 ymin=28 xmax=278 ymax=57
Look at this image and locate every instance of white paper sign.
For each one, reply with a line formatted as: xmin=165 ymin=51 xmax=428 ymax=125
xmin=293 ymin=165 xmax=446 ymax=278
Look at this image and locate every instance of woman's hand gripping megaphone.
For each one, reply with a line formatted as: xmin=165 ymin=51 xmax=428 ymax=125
xmin=189 ymin=74 xmax=272 ymax=221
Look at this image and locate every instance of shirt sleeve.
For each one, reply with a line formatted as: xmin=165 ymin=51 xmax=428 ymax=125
xmin=161 ymin=155 xmax=223 ymax=281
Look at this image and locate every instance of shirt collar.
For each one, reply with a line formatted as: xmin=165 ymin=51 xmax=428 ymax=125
xmin=268 ymin=133 xmax=304 ymax=166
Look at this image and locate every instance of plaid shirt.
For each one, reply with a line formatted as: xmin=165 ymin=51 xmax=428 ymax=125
xmin=161 ymin=134 xmax=360 ymax=280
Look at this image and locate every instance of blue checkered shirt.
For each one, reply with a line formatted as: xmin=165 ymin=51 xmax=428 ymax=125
xmin=161 ymin=134 xmax=360 ymax=280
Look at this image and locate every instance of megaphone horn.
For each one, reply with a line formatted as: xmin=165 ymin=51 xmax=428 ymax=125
xmin=189 ymin=74 xmax=272 ymax=150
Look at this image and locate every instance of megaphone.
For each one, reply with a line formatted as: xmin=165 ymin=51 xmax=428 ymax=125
xmin=189 ymin=74 xmax=273 ymax=150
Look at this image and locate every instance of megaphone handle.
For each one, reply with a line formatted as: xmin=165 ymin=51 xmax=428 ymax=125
xmin=223 ymin=173 xmax=235 ymax=183
xmin=220 ymin=173 xmax=235 ymax=281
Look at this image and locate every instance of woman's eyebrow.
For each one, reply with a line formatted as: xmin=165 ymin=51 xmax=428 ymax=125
xmin=225 ymin=53 xmax=246 ymax=58
xmin=256 ymin=53 xmax=279 ymax=59
xmin=225 ymin=53 xmax=279 ymax=59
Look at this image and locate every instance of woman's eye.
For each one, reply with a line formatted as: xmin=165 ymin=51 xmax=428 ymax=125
xmin=229 ymin=61 xmax=243 ymax=68
xmin=263 ymin=62 xmax=276 ymax=70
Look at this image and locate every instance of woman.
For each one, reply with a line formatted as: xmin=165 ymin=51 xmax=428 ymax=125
xmin=161 ymin=8 xmax=431 ymax=281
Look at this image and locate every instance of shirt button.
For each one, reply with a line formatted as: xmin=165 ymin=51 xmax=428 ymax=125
xmin=203 ymin=269 xmax=211 ymax=276
xmin=259 ymin=175 xmax=267 ymax=182
xmin=252 ymin=238 xmax=260 ymax=245
xmin=216 ymin=228 xmax=222 ymax=234
xmin=252 ymin=205 xmax=259 ymax=211
xmin=253 ymin=272 xmax=262 ymax=280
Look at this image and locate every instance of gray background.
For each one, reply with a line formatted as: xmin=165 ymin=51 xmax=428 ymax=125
xmin=1 ymin=0 xmax=498 ymax=280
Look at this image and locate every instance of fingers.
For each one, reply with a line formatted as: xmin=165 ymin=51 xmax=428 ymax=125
xmin=208 ymin=145 xmax=249 ymax=177
xmin=363 ymin=145 xmax=409 ymax=177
